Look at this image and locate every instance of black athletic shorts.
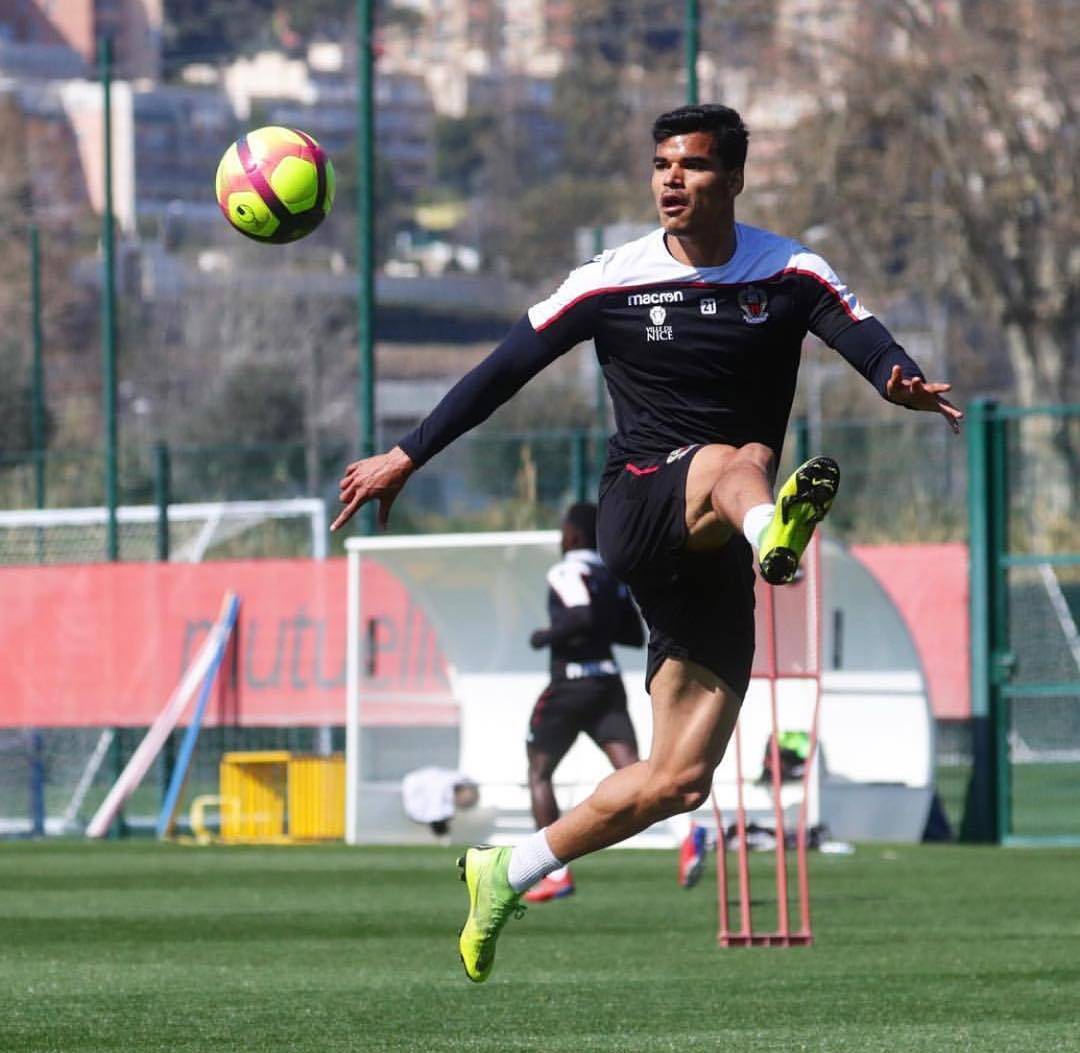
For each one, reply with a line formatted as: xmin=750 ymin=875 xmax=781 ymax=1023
xmin=527 ymin=675 xmax=637 ymax=758
xmin=597 ymin=445 xmax=756 ymax=698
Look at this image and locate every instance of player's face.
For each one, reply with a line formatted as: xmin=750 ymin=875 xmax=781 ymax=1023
xmin=651 ymin=132 xmax=743 ymax=236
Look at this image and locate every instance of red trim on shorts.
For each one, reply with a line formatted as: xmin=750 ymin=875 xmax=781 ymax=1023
xmin=625 ymin=463 xmax=659 ymax=476
xmin=531 ymin=687 xmax=553 ymax=730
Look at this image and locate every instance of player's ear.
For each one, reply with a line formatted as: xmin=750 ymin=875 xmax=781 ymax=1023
xmin=728 ymin=167 xmax=744 ymax=197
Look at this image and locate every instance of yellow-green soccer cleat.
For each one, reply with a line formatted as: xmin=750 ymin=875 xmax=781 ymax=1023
xmin=457 ymin=845 xmax=525 ymax=983
xmin=758 ymin=456 xmax=840 ymax=585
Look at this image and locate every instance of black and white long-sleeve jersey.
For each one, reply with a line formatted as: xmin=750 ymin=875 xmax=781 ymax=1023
xmin=531 ymin=549 xmax=645 ymax=680
xmin=397 ymin=223 xmax=924 ymax=471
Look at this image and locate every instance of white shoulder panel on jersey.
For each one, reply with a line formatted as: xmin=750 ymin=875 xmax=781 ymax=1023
xmin=527 ymin=229 xmax=674 ymax=331
xmin=526 ymin=224 xmax=872 ymax=331
xmin=720 ymin=224 xmax=804 ymax=281
xmin=546 ymin=560 xmax=591 ymax=608
xmin=787 ymin=247 xmax=873 ymax=322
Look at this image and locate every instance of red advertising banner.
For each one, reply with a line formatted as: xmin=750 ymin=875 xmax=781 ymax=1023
xmin=0 ymin=558 xmax=453 ymax=728
xmin=851 ymin=542 xmax=970 ymax=719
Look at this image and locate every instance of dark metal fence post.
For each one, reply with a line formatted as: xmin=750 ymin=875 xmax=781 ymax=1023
xmin=109 ymin=727 xmax=127 ymax=839
xmin=154 ymin=442 xmax=171 ymax=563
xmin=963 ymin=398 xmax=1000 ymax=842
xmin=793 ymin=416 xmax=810 ymax=466
xmin=988 ymin=411 xmax=1012 ymax=842
xmin=356 ymin=0 xmax=377 ymax=536
xmin=572 ymin=430 xmax=588 ymax=505
xmin=99 ymin=35 xmax=119 ymax=561
xmin=685 ymin=0 xmax=700 ymax=105
xmin=160 ymin=732 xmax=175 ymax=818
xmin=591 ymin=227 xmax=607 ymax=485
xmin=155 ymin=442 xmax=174 ymax=806
xmin=29 ymin=731 xmax=45 ymax=836
xmin=29 ymin=225 xmax=47 ymax=563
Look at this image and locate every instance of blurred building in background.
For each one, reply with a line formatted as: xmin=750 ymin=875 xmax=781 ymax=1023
xmin=381 ymin=0 xmax=574 ymax=114
xmin=0 ymin=0 xmax=1071 ymax=527
xmin=0 ymin=0 xmax=161 ymax=80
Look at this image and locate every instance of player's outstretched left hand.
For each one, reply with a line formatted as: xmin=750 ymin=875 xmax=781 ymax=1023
xmin=885 ymin=366 xmax=964 ymax=434
xmin=331 ymin=445 xmax=415 ymax=532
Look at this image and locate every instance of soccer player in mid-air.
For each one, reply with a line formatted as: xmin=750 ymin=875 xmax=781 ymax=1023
xmin=523 ymin=501 xmax=644 ymax=903
xmin=332 ymin=104 xmax=963 ymax=982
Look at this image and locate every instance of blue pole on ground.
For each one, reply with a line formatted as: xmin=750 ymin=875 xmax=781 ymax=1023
xmin=156 ymin=595 xmax=241 ymax=839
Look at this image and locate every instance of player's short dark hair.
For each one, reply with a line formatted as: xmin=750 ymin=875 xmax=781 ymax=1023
xmin=651 ymin=104 xmax=749 ymax=170
xmin=564 ymin=502 xmax=597 ymax=549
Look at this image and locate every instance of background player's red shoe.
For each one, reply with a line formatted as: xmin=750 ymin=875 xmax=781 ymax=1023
xmin=524 ymin=868 xmax=575 ymax=902
xmin=678 ymin=823 xmax=708 ymax=888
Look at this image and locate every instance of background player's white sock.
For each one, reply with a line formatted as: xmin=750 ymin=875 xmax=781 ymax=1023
xmin=507 ymin=829 xmax=563 ymax=892
xmin=742 ymin=503 xmax=775 ymax=550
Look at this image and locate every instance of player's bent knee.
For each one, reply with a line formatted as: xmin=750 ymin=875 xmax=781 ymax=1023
xmin=672 ymin=780 xmax=711 ymax=815
xmin=736 ymin=442 xmax=775 ymax=473
xmin=642 ymin=770 xmax=712 ymax=819
xmin=678 ymin=787 xmax=711 ymax=814
xmin=528 ymin=766 xmax=555 ymax=787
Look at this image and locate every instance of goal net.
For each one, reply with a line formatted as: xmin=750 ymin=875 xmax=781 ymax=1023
xmin=0 ymin=498 xmax=326 ymax=566
xmin=343 ymin=531 xmax=821 ymax=847
xmin=0 ymin=499 xmax=326 ymax=838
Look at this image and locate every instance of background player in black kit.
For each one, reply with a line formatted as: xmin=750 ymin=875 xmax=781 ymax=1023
xmin=523 ymin=502 xmax=644 ymax=903
xmin=331 ymin=103 xmax=964 ymax=982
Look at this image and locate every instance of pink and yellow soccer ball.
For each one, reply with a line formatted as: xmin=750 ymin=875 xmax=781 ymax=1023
xmin=215 ymin=126 xmax=335 ymax=243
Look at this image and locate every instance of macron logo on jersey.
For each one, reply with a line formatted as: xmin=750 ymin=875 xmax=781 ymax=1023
xmin=628 ymin=290 xmax=685 ymax=307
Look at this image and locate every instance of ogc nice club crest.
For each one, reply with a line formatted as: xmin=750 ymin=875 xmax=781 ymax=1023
xmin=737 ymin=286 xmax=769 ymax=325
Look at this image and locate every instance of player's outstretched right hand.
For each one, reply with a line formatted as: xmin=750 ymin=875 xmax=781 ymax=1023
xmin=331 ymin=445 xmax=415 ymax=532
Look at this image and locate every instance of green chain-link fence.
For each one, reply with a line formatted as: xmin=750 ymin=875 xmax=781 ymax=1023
xmin=0 ymin=414 xmax=969 ymax=564
xmin=0 ymin=413 xmax=992 ymax=839
xmin=968 ymin=401 xmax=1080 ymax=845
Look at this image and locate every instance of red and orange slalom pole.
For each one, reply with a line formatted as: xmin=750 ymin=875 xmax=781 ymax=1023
xmin=713 ymin=539 xmax=822 ymax=948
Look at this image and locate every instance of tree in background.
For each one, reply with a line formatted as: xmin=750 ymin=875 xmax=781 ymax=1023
xmin=467 ymin=348 xmax=598 ymax=527
xmin=491 ymin=0 xmax=668 ymax=283
xmin=0 ymin=94 xmax=96 ymax=469
xmin=0 ymin=341 xmax=53 ymax=460
xmin=433 ymin=113 xmax=497 ymax=199
xmin=161 ymin=0 xmax=352 ymax=73
xmin=775 ymin=0 xmax=1078 ymax=513
xmin=127 ymin=269 xmax=358 ymax=502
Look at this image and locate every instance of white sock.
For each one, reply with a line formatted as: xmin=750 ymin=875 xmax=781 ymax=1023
xmin=507 ymin=828 xmax=563 ymax=893
xmin=742 ymin=503 xmax=775 ymax=551
xmin=547 ymin=865 xmax=569 ymax=881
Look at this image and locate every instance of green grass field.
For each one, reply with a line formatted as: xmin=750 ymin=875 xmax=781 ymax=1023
xmin=3 ymin=841 xmax=1079 ymax=1053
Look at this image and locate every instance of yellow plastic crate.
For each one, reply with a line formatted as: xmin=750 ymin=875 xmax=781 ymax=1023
xmin=287 ymin=754 xmax=345 ymax=840
xmin=217 ymin=751 xmax=344 ymax=843
xmin=220 ymin=751 xmax=290 ymax=842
